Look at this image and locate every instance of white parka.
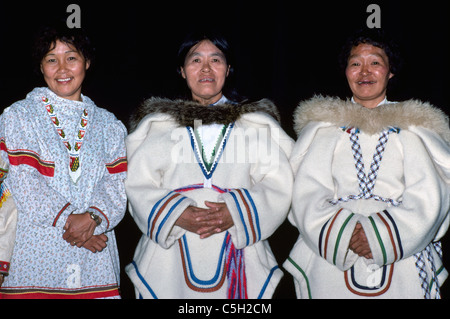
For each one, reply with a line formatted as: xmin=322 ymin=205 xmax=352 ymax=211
xmin=125 ymin=98 xmax=294 ymax=299
xmin=284 ymin=96 xmax=450 ymax=299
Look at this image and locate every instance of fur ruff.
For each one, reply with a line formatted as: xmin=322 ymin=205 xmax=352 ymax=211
xmin=129 ymin=97 xmax=281 ymax=132
xmin=294 ymin=96 xmax=450 ymax=144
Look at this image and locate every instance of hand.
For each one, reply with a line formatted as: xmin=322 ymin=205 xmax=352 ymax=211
xmin=63 ymin=212 xmax=97 ymax=248
xmin=349 ymin=223 xmax=373 ymax=259
xmin=82 ymin=234 xmax=108 ymax=253
xmin=175 ymin=201 xmax=234 ymax=239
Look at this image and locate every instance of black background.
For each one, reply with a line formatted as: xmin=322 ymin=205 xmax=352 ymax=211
xmin=0 ymin=1 xmax=449 ymax=299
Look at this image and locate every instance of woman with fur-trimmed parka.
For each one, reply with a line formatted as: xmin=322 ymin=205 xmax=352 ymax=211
xmin=284 ymin=29 xmax=450 ymax=299
xmin=125 ymin=32 xmax=294 ymax=299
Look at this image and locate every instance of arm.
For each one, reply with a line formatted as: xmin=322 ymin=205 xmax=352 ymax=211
xmin=125 ymin=122 xmax=195 ymax=249
xmin=219 ymin=122 xmax=294 ymax=249
xmin=62 ymin=119 xmax=128 ymax=246
xmin=289 ymin=126 xmax=361 ymax=271
xmin=357 ymin=130 xmax=450 ymax=267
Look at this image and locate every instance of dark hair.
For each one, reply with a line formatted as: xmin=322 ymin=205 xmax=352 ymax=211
xmin=176 ymin=30 xmax=243 ymax=102
xmin=339 ymin=28 xmax=402 ymax=75
xmin=33 ymin=21 xmax=94 ymax=73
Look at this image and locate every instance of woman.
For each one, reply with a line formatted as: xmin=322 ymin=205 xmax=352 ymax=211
xmin=0 ymin=157 xmax=17 ymax=287
xmin=284 ymin=29 xmax=450 ymax=298
xmin=0 ymin=25 xmax=127 ymax=298
xmin=125 ymin=32 xmax=294 ymax=299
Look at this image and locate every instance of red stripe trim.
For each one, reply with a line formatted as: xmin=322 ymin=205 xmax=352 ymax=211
xmin=323 ymin=208 xmax=343 ymax=260
xmin=376 ymin=212 xmax=398 ymax=261
xmin=106 ymin=157 xmax=127 ymax=174
xmin=236 ymin=189 xmax=257 ymax=244
xmin=149 ymin=193 xmax=181 ymax=239
xmin=52 ymin=203 xmax=71 ymax=227
xmin=0 ymin=287 xmax=120 ymax=299
xmin=1 ymin=139 xmax=55 ymax=177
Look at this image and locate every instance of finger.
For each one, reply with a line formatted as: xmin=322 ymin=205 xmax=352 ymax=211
xmin=204 ymin=201 xmax=225 ymax=210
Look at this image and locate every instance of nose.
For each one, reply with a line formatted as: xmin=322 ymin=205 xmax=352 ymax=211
xmin=201 ymin=61 xmax=211 ymax=72
xmin=57 ymin=60 xmax=69 ymax=74
xmin=360 ymin=63 xmax=371 ymax=75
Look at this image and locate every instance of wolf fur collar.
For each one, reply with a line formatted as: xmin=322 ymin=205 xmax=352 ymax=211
xmin=129 ymin=97 xmax=281 ymax=132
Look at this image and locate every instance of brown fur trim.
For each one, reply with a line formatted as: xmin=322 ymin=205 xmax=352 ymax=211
xmin=129 ymin=97 xmax=280 ymax=132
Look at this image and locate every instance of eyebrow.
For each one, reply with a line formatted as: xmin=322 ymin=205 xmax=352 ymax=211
xmin=348 ymin=53 xmax=386 ymax=60
xmin=187 ymin=51 xmax=225 ymax=59
xmin=45 ymin=50 xmax=78 ymax=56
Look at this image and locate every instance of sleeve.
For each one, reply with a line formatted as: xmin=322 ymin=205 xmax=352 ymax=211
xmin=125 ymin=121 xmax=195 ymax=249
xmin=86 ymin=119 xmax=128 ymax=234
xmin=0 ymin=157 xmax=16 ymax=275
xmin=0 ymin=109 xmax=80 ymax=230
xmin=289 ymin=126 xmax=360 ymax=271
xmin=358 ymin=130 xmax=450 ymax=267
xmin=219 ymin=121 xmax=294 ymax=249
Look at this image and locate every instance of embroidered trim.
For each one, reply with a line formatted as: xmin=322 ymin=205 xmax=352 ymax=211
xmin=187 ymin=123 xmax=234 ymax=179
xmin=330 ymin=127 xmax=402 ymax=207
xmin=42 ymin=96 xmax=88 ymax=183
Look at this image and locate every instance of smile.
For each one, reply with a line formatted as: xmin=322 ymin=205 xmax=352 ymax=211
xmin=56 ymin=78 xmax=72 ymax=83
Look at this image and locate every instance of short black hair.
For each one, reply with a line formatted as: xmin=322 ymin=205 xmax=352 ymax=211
xmin=339 ymin=28 xmax=402 ymax=75
xmin=33 ymin=21 xmax=94 ymax=72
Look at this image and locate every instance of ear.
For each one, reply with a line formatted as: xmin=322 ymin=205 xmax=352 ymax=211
xmin=85 ymin=59 xmax=91 ymax=70
xmin=40 ymin=63 xmax=44 ymax=74
xmin=180 ymin=67 xmax=186 ymax=79
xmin=226 ymin=65 xmax=231 ymax=77
xmin=389 ymin=72 xmax=394 ymax=79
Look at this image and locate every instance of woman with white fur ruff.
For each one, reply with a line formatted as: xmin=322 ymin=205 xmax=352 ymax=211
xmin=284 ymin=29 xmax=450 ymax=298
xmin=125 ymin=32 xmax=293 ymax=299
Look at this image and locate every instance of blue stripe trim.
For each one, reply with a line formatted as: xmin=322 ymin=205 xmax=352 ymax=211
xmin=382 ymin=210 xmax=404 ymax=260
xmin=242 ymin=189 xmax=261 ymax=242
xmin=229 ymin=191 xmax=250 ymax=246
xmin=131 ymin=261 xmax=158 ymax=299
xmin=147 ymin=191 xmax=174 ymax=237
xmin=155 ymin=196 xmax=186 ymax=243
xmin=181 ymin=234 xmax=227 ymax=286
xmin=257 ymin=266 xmax=279 ymax=299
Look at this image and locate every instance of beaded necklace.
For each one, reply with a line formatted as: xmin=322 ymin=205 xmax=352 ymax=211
xmin=42 ymin=96 xmax=88 ymax=183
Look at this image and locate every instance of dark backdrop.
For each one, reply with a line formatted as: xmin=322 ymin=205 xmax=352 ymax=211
xmin=0 ymin=1 xmax=448 ymax=299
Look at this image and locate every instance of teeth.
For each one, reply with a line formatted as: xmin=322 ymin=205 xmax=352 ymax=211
xmin=57 ymin=78 xmax=71 ymax=82
xmin=200 ymin=78 xmax=214 ymax=82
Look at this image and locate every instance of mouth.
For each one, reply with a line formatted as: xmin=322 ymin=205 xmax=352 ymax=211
xmin=56 ymin=77 xmax=73 ymax=83
xmin=357 ymin=80 xmax=376 ymax=85
xmin=199 ymin=77 xmax=214 ymax=83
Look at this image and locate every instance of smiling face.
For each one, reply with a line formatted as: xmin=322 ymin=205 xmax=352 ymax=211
xmin=345 ymin=43 xmax=393 ymax=109
xmin=40 ymin=40 xmax=90 ymax=101
xmin=180 ymin=39 xmax=230 ymax=105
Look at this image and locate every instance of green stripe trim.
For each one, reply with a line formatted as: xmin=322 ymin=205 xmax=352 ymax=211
xmin=287 ymin=257 xmax=312 ymax=299
xmin=368 ymin=216 xmax=387 ymax=264
xmin=333 ymin=213 xmax=354 ymax=265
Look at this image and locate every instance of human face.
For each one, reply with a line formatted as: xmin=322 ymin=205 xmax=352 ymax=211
xmin=180 ymin=40 xmax=230 ymax=105
xmin=345 ymin=43 xmax=393 ymax=109
xmin=40 ymin=40 xmax=90 ymax=101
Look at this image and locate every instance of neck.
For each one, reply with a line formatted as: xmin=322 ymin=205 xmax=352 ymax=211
xmin=353 ymin=95 xmax=386 ymax=109
xmin=192 ymin=93 xmax=223 ymax=106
